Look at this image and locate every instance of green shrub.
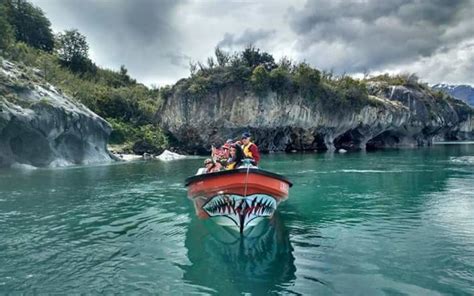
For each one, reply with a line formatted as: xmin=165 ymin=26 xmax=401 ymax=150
xmin=336 ymin=76 xmax=368 ymax=102
xmin=292 ymin=62 xmax=320 ymax=99
xmin=108 ymin=118 xmax=168 ymax=150
xmin=269 ymin=66 xmax=293 ymax=95
xmin=250 ymin=65 xmax=270 ymax=96
xmin=139 ymin=124 xmax=168 ymax=148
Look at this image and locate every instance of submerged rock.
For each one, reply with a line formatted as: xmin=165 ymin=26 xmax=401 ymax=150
xmin=0 ymin=59 xmax=113 ymax=168
xmin=158 ymin=82 xmax=473 ymax=153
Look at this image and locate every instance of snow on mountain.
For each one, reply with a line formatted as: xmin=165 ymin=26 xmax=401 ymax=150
xmin=432 ymin=84 xmax=474 ymax=106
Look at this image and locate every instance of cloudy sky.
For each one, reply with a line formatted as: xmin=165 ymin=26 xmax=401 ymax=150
xmin=31 ymin=0 xmax=474 ymax=86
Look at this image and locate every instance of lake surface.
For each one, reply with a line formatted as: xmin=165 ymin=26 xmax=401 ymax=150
xmin=1 ymin=144 xmax=473 ymax=294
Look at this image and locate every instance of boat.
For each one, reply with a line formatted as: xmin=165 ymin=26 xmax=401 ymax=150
xmin=185 ymin=167 xmax=292 ymax=233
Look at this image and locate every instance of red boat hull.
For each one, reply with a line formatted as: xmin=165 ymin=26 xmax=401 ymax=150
xmin=185 ymin=168 xmax=292 ymax=231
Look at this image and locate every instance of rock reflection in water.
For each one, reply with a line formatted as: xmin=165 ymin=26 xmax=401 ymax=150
xmin=182 ymin=213 xmax=296 ymax=294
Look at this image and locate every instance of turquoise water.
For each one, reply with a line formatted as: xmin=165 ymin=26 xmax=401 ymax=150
xmin=1 ymin=144 xmax=473 ymax=294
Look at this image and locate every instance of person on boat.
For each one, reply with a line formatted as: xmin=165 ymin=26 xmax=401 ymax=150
xmin=241 ymin=132 xmax=260 ymax=165
xmin=212 ymin=140 xmax=232 ymax=164
xmin=225 ymin=144 xmax=244 ymax=170
xmin=204 ymin=158 xmax=222 ymax=173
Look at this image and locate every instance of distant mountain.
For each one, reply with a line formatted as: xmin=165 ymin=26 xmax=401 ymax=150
xmin=432 ymin=84 xmax=474 ymax=106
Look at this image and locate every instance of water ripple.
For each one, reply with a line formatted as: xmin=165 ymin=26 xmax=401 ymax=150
xmin=1 ymin=146 xmax=474 ymax=294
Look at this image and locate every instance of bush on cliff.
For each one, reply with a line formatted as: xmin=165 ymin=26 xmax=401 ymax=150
xmin=250 ymin=65 xmax=270 ymax=96
xmin=269 ymin=65 xmax=294 ymax=96
xmin=367 ymin=73 xmax=426 ymax=90
xmin=293 ymin=62 xmax=320 ymax=99
xmin=178 ymin=46 xmax=371 ymax=111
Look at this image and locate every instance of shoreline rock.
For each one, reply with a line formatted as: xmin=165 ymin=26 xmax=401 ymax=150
xmin=156 ymin=149 xmax=187 ymax=161
xmin=1 ymin=59 xmax=113 ymax=168
xmin=112 ymin=149 xmax=188 ymax=162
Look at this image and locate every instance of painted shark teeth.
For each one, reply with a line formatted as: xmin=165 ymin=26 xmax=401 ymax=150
xmin=202 ymin=194 xmax=277 ymax=229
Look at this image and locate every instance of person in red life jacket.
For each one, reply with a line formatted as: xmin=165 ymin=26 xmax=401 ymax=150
xmin=241 ymin=132 xmax=260 ymax=165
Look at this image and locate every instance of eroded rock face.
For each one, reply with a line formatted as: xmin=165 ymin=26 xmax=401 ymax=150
xmin=0 ymin=59 xmax=113 ymax=167
xmin=158 ymin=81 xmax=474 ymax=153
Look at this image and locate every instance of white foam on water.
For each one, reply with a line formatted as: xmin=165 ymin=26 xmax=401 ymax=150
xmin=48 ymin=158 xmax=74 ymax=168
xmin=450 ymin=156 xmax=474 ymax=165
xmin=296 ymin=169 xmax=431 ymax=174
xmin=340 ymin=169 xmax=404 ymax=173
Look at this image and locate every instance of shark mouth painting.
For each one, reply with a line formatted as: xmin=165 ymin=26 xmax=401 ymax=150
xmin=185 ymin=168 xmax=292 ymax=233
xmin=203 ymin=194 xmax=277 ymax=231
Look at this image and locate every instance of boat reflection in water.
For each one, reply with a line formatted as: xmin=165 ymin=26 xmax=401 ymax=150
xmin=182 ymin=212 xmax=296 ymax=294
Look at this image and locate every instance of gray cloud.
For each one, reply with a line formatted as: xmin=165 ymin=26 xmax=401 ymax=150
xmin=218 ymin=28 xmax=276 ymax=49
xmin=393 ymin=40 xmax=474 ymax=86
xmin=31 ymin=0 xmax=474 ymax=85
xmin=288 ymin=0 xmax=474 ymax=78
xmin=161 ymin=52 xmax=191 ymax=68
xmin=32 ymin=0 xmax=188 ymax=85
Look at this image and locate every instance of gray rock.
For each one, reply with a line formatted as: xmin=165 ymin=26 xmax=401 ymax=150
xmin=158 ymin=81 xmax=474 ymax=153
xmin=0 ymin=59 xmax=113 ymax=168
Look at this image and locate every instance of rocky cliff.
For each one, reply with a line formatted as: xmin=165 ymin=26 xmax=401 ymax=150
xmin=0 ymin=59 xmax=113 ymax=168
xmin=158 ymin=81 xmax=474 ymax=153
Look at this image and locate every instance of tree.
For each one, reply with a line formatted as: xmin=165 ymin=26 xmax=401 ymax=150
xmin=119 ymin=65 xmax=128 ymax=77
xmin=0 ymin=2 xmax=14 ymax=51
xmin=241 ymin=45 xmax=276 ymax=71
xmin=214 ymin=46 xmax=229 ymax=67
xmin=278 ymin=56 xmax=294 ymax=70
xmin=56 ymin=29 xmax=90 ymax=72
xmin=189 ymin=61 xmax=197 ymax=76
xmin=119 ymin=65 xmax=133 ymax=85
xmin=206 ymin=56 xmax=215 ymax=68
xmin=4 ymin=0 xmax=54 ymax=51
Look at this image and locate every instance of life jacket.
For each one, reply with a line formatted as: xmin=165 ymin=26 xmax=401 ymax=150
xmin=226 ymin=162 xmax=236 ymax=170
xmin=242 ymin=142 xmax=255 ymax=159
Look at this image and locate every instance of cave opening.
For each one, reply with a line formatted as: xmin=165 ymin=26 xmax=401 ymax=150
xmin=313 ymin=133 xmax=327 ymax=151
xmin=334 ymin=129 xmax=365 ymax=150
xmin=366 ymin=131 xmax=401 ymax=150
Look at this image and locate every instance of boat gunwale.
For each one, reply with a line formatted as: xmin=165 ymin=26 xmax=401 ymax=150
xmin=185 ymin=168 xmax=293 ymax=187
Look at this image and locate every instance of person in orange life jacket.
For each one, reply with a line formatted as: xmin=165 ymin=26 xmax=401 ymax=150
xmin=241 ymin=132 xmax=260 ymax=165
